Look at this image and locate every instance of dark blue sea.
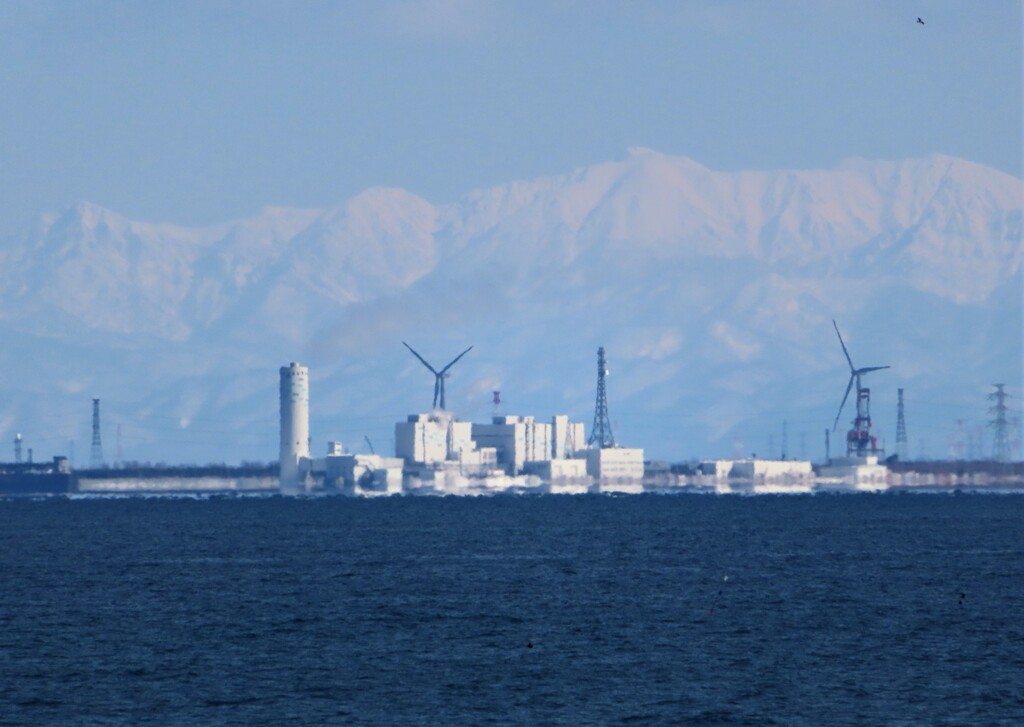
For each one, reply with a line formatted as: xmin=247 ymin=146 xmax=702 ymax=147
xmin=0 ymin=493 xmax=1021 ymax=726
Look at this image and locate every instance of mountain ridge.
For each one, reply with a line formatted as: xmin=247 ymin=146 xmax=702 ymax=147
xmin=1 ymin=150 xmax=1020 ymax=463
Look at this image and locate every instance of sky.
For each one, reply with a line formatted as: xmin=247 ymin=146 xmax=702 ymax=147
xmin=0 ymin=0 xmax=1020 ymax=238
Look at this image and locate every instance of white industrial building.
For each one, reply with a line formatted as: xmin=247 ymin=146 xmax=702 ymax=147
xmin=279 ymin=363 xmax=404 ymax=495
xmin=522 ymin=457 xmax=589 ymax=482
xmin=391 ymin=409 xmax=645 ymax=486
xmin=396 ymin=412 xmax=472 ymax=464
xmin=817 ymin=455 xmax=889 ymax=491
xmin=696 ymin=458 xmax=814 ymax=493
xmin=581 ymin=447 xmax=645 ymax=482
xmin=395 ymin=412 xmax=589 ymax=480
xmin=395 ymin=412 xmax=501 ymax=477
xmin=317 ymin=442 xmax=404 ymax=496
xmin=733 ymin=458 xmax=813 ymax=481
xmin=699 ymin=458 xmax=812 ymax=481
xmin=471 ymin=415 xmax=585 ymax=475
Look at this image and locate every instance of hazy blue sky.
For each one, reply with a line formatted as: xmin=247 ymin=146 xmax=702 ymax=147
xmin=0 ymin=1 xmax=1020 ymax=236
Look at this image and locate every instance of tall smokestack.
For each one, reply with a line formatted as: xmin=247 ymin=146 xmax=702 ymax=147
xmin=279 ymin=362 xmax=310 ymax=492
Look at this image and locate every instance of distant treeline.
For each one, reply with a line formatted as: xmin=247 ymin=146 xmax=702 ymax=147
xmin=76 ymin=462 xmax=279 ymax=479
xmin=0 ymin=462 xmax=64 ymax=475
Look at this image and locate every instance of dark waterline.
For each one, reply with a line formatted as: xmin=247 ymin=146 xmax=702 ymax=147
xmin=0 ymin=493 xmax=1021 ymax=725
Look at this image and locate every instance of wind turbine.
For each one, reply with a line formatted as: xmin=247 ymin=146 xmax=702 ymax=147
xmin=402 ymin=342 xmax=474 ymax=411
xmin=831 ymin=320 xmax=889 ymax=456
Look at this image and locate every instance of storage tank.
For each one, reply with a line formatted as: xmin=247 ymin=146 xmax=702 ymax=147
xmin=279 ymin=362 xmax=310 ymax=488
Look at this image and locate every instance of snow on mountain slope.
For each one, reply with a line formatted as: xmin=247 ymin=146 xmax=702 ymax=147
xmin=0 ymin=203 xmax=210 ymax=339
xmin=0 ymin=150 xmax=1019 ymax=463
xmin=251 ymin=188 xmax=438 ymax=343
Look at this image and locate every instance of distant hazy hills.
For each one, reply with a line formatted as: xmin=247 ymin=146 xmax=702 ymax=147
xmin=1 ymin=149 xmax=1020 ymax=463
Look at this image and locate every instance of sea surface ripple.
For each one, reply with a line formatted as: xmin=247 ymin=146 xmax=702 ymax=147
xmin=0 ymin=493 xmax=1021 ymax=725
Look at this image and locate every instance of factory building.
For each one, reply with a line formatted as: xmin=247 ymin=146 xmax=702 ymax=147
xmin=580 ymin=446 xmax=645 ymax=481
xmin=817 ymin=454 xmax=889 ymax=490
xmin=394 ymin=411 xmax=589 ymax=479
xmin=471 ymin=415 xmax=586 ymax=475
xmin=318 ymin=442 xmax=403 ymax=496
xmin=396 ymin=412 xmax=473 ymax=464
xmin=395 ymin=412 xmax=500 ymax=476
xmin=698 ymin=458 xmax=813 ymax=482
xmin=522 ymin=457 xmax=589 ymax=482
xmin=732 ymin=458 xmax=813 ymax=481
xmin=279 ymin=362 xmax=311 ymax=492
xmin=697 ymin=458 xmax=814 ymax=493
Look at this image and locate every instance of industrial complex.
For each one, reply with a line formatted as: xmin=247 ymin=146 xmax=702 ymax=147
xmin=268 ymin=328 xmax=1018 ymax=496
xmin=1 ymin=323 xmax=1020 ymax=496
xmin=278 ymin=343 xmax=646 ymax=496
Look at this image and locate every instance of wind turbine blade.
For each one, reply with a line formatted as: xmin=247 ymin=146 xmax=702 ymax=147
xmin=833 ymin=320 xmax=855 ymax=373
xmin=856 ymin=366 xmax=890 ymax=374
xmin=433 ymin=379 xmax=440 ymax=409
xmin=833 ymin=375 xmax=855 ymax=432
xmin=439 ymin=345 xmax=474 ymax=375
xmin=402 ymin=341 xmax=439 ymax=375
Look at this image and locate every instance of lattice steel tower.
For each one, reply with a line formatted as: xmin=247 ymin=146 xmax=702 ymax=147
xmin=895 ymin=388 xmax=909 ymax=461
xmin=988 ymin=384 xmax=1010 ymax=463
xmin=588 ymin=347 xmax=615 ymax=448
xmin=90 ymin=398 xmax=104 ymax=469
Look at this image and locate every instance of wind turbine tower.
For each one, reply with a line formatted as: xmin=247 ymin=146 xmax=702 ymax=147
xmin=588 ymin=346 xmax=616 ymax=449
xmin=402 ymin=342 xmax=473 ymax=411
xmin=831 ymin=321 xmax=890 ymax=457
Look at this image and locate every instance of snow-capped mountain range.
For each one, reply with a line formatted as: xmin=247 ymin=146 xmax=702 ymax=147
xmin=1 ymin=149 xmax=1020 ymax=464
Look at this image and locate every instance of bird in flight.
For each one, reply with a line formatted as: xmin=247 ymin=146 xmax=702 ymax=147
xmin=917 ymin=17 xmax=925 ymax=25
